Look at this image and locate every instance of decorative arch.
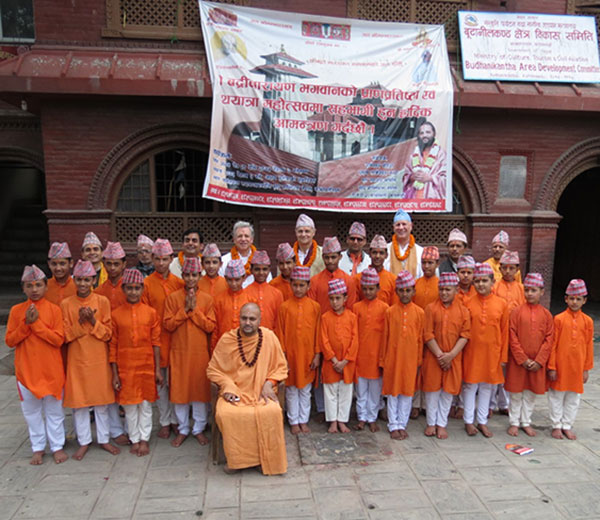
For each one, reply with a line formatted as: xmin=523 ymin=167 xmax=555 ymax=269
xmin=451 ymin=145 xmax=490 ymax=214
xmin=87 ymin=123 xmax=210 ymax=210
xmin=535 ymin=136 xmax=600 ymax=211
xmin=0 ymin=146 xmax=44 ymax=171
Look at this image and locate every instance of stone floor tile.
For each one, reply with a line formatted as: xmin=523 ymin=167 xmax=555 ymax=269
xmin=134 ymin=496 xmax=204 ymax=516
xmin=368 ymin=508 xmax=440 ymax=519
xmin=241 ymin=481 xmax=311 ymax=502
xmin=422 ymin=480 xmax=486 ymax=514
xmin=14 ymin=489 xmax=101 ymax=518
xmin=538 ymin=481 xmax=600 ymax=517
xmin=90 ymin=481 xmax=139 ymax=519
xmin=0 ymin=495 xmax=25 ymax=519
xmin=523 ymin=465 xmax=594 ymax=484
xmin=241 ymin=498 xmax=316 ymax=519
xmin=313 ymin=486 xmax=367 ymax=520
xmin=308 ymin=466 xmax=357 ymax=487
xmin=362 ymin=488 xmax=431 ymax=511
xmin=356 ymin=469 xmax=420 ymax=491
xmin=472 ymin=481 xmax=544 ymax=502
xmin=486 ymin=499 xmax=565 ymax=519
xmin=458 ymin=464 xmax=527 ymax=485
xmin=405 ymin=452 xmax=460 ymax=480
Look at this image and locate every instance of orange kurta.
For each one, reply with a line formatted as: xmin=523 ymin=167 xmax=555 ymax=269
xmin=355 ymin=268 xmax=397 ymax=306
xmin=212 ymin=288 xmax=249 ymax=351
xmin=484 ymin=257 xmax=522 ymax=283
xmin=96 ymin=278 xmax=127 ymax=311
xmin=548 ymin=309 xmax=594 ymax=393
xmin=6 ymin=298 xmax=65 ymax=400
xmin=505 ymin=303 xmax=554 ymax=395
xmin=380 ymin=302 xmax=424 ymax=397
xmin=463 ymin=293 xmax=509 ymax=385
xmin=309 ymin=268 xmax=357 ymax=315
xmin=142 ymin=271 xmax=185 ymax=367
xmin=46 ymin=277 xmax=77 ymax=306
xmin=457 ymin=285 xmax=477 ymax=306
xmin=244 ymin=281 xmax=284 ymax=330
xmin=198 ymin=275 xmax=228 ymax=299
xmin=275 ymin=296 xmax=321 ymax=388
xmin=109 ymin=302 xmax=161 ymax=405
xmin=320 ymin=309 xmax=358 ymax=384
xmin=413 ymin=275 xmax=439 ymax=310
xmin=493 ymin=279 xmax=525 ymax=313
xmin=352 ymin=298 xmax=389 ymax=380
xmin=61 ymin=293 xmax=115 ymax=408
xmin=163 ymin=288 xmax=216 ymax=403
xmin=422 ymin=299 xmax=471 ymax=395
xmin=207 ymin=327 xmax=288 ymax=475
xmin=269 ymin=275 xmax=293 ymax=301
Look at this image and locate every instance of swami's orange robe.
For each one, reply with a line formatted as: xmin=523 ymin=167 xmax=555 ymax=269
xmin=413 ymin=275 xmax=439 ymax=310
xmin=207 ymin=327 xmax=288 ymax=475
xmin=505 ymin=303 xmax=554 ymax=395
xmin=142 ymin=271 xmax=184 ymax=368
xmin=212 ymin=288 xmax=249 ymax=352
xmin=354 ymin=268 xmax=397 ymax=306
xmin=6 ymin=298 xmax=65 ymax=400
xmin=493 ymin=279 xmax=525 ymax=313
xmin=320 ymin=309 xmax=359 ymax=384
xmin=244 ymin=281 xmax=284 ymax=330
xmin=548 ymin=309 xmax=594 ymax=393
xmin=163 ymin=288 xmax=216 ymax=403
xmin=109 ymin=302 xmax=161 ymax=405
xmin=270 ymin=275 xmax=293 ymax=301
xmin=198 ymin=275 xmax=228 ymax=299
xmin=61 ymin=293 xmax=115 ymax=408
xmin=275 ymin=296 xmax=321 ymax=388
xmin=463 ymin=293 xmax=509 ymax=385
xmin=484 ymin=257 xmax=522 ymax=283
xmin=309 ymin=268 xmax=357 ymax=315
xmin=422 ymin=299 xmax=471 ymax=395
xmin=457 ymin=285 xmax=477 ymax=306
xmin=96 ymin=278 xmax=127 ymax=311
xmin=352 ymin=298 xmax=389 ymax=380
xmin=380 ymin=302 xmax=424 ymax=397
xmin=46 ymin=277 xmax=76 ymax=306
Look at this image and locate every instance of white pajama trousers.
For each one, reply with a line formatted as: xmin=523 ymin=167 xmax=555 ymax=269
xmin=490 ymin=383 xmax=510 ymax=410
xmin=73 ymin=405 xmax=110 ymax=445
xmin=386 ymin=394 xmax=413 ymax=432
xmin=123 ymin=400 xmax=153 ymax=443
xmin=286 ymin=383 xmax=312 ymax=425
xmin=425 ymin=390 xmax=454 ymax=428
xmin=355 ymin=377 xmax=383 ymax=423
xmin=107 ymin=402 xmax=126 ymax=437
xmin=157 ymin=367 xmax=175 ymax=426
xmin=548 ymin=389 xmax=581 ymax=430
xmin=324 ymin=381 xmax=353 ymax=423
xmin=173 ymin=402 xmax=209 ymax=436
xmin=314 ymin=382 xmax=325 ymax=413
xmin=18 ymin=381 xmax=65 ymax=453
xmin=462 ymin=382 xmax=494 ymax=425
xmin=508 ymin=390 xmax=537 ymax=427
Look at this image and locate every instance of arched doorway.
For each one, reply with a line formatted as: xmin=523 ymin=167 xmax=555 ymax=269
xmin=553 ymin=167 xmax=600 ymax=303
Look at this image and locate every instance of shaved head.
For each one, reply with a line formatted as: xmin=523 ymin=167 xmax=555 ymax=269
xmin=240 ymin=303 xmax=261 ymax=336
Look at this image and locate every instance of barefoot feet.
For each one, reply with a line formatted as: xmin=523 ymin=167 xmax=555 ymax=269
xmin=424 ymin=425 xmax=436 ymax=437
xmin=130 ymin=442 xmax=140 ymax=455
xmin=328 ymin=421 xmax=338 ymax=433
xmin=73 ymin=444 xmax=90 ymax=461
xmin=551 ymin=428 xmax=564 ymax=439
xmin=338 ymin=422 xmax=351 ymax=433
xmin=436 ymin=426 xmax=448 ymax=439
xmin=171 ymin=433 xmax=188 ymax=447
xmin=30 ymin=451 xmax=45 ymax=465
xmin=195 ymin=432 xmax=210 ymax=445
xmin=477 ymin=424 xmax=493 ymax=438
xmin=507 ymin=425 xmax=519 ymax=436
xmin=563 ymin=429 xmax=577 ymax=440
xmin=137 ymin=440 xmax=150 ymax=456
xmin=100 ymin=443 xmax=121 ymax=455
xmin=157 ymin=425 xmax=171 ymax=439
xmin=53 ymin=449 xmax=68 ymax=464
xmin=299 ymin=423 xmax=311 ymax=434
xmin=522 ymin=425 xmax=537 ymax=437
xmin=465 ymin=423 xmax=478 ymax=436
xmin=354 ymin=421 xmax=366 ymax=431
xmin=368 ymin=422 xmax=380 ymax=433
xmin=290 ymin=424 xmax=301 ymax=435
xmin=410 ymin=408 xmax=420 ymax=419
xmin=113 ymin=434 xmax=130 ymax=446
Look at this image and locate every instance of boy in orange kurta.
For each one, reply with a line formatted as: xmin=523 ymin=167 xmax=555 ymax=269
xmin=244 ymin=250 xmax=283 ymax=330
xmin=198 ymin=243 xmax=228 ymax=298
xmin=110 ymin=268 xmax=163 ymax=457
xmin=548 ymin=279 xmax=594 ymax=440
xmin=142 ymin=238 xmax=184 ymax=438
xmin=164 ymin=256 xmax=216 ymax=448
xmin=95 ymin=241 xmax=128 ymax=310
xmin=270 ymin=242 xmax=295 ymax=301
xmin=355 ymin=235 xmax=397 ymax=305
xmin=275 ymin=266 xmax=321 ymax=434
xmin=6 ymin=265 xmax=67 ymax=466
xmin=46 ymin=242 xmax=76 ymax=306
xmin=422 ymin=272 xmax=470 ymax=440
xmin=463 ymin=263 xmax=509 ymax=438
xmin=62 ymin=260 xmax=119 ymax=461
xmin=321 ymin=278 xmax=358 ymax=434
xmin=352 ymin=268 xmax=388 ymax=432
xmin=456 ymin=255 xmax=477 ymax=306
xmin=505 ymin=273 xmax=554 ymax=438
xmin=380 ymin=271 xmax=425 ymax=440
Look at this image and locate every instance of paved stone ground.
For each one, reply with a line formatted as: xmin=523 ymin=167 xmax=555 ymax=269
xmin=1 ymin=327 xmax=600 ymax=519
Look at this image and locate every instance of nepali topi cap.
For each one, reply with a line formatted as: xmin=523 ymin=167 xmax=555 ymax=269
xmin=152 ymin=238 xmax=173 ymax=257
xmin=291 ymin=266 xmax=310 ymax=281
xmin=276 ymin=242 xmax=294 ymax=262
xmin=492 ymin=230 xmax=509 ymax=246
xmin=73 ymin=260 xmax=96 ymax=278
xmin=523 ymin=273 xmax=544 ymax=288
xmin=21 ymin=264 xmax=46 ymax=283
xmin=395 ymin=270 xmax=415 ymax=289
xmin=500 ymin=250 xmax=519 ymax=265
xmin=137 ymin=234 xmax=154 ymax=249
xmin=202 ymin=243 xmax=222 ymax=258
xmin=448 ymin=228 xmax=467 ymax=245
xmin=439 ymin=272 xmax=459 ymax=287
xmin=103 ymin=241 xmax=126 ymax=260
xmin=566 ymin=279 xmax=587 ymax=296
xmin=122 ymin=268 xmax=144 ymax=285
xmin=360 ymin=267 xmax=380 ymax=286
xmin=82 ymin=231 xmax=102 ymax=249
xmin=474 ymin=262 xmax=494 ymax=278
xmin=296 ymin=213 xmax=315 ymax=229
xmin=348 ymin=221 xmax=367 ymax=238
xmin=393 ymin=208 xmax=412 ymax=223
xmin=48 ymin=242 xmax=72 ymax=259
xmin=457 ymin=255 xmax=476 ymax=270
xmin=322 ymin=236 xmax=342 ymax=254
xmin=182 ymin=257 xmax=201 ymax=274
xmin=251 ymin=250 xmax=271 ymax=266
xmin=422 ymin=246 xmax=440 ymax=261
xmin=370 ymin=234 xmax=388 ymax=250
xmin=225 ymin=259 xmax=245 ymax=278
xmin=328 ymin=278 xmax=347 ymax=296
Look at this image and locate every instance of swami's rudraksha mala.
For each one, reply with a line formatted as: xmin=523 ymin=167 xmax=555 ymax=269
xmin=237 ymin=327 xmax=263 ymax=367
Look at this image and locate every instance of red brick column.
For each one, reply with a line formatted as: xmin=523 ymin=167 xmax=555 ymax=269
xmin=528 ymin=210 xmax=562 ymax=307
